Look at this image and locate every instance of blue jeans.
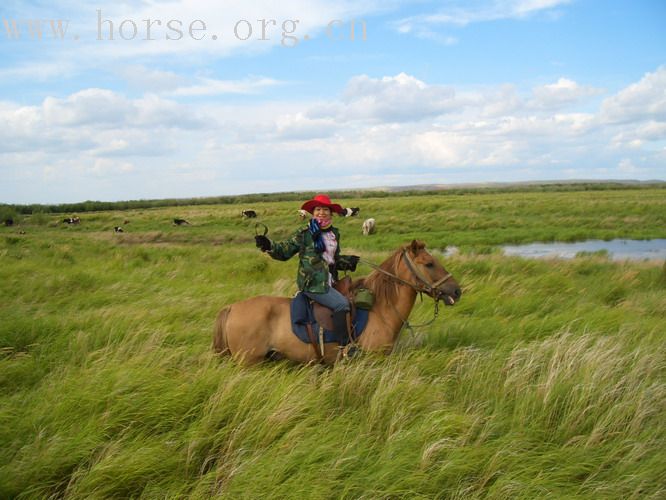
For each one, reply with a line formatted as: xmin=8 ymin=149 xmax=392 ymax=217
xmin=304 ymin=287 xmax=350 ymax=313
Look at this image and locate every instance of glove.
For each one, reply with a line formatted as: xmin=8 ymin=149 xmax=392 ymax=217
xmin=255 ymin=235 xmax=272 ymax=252
xmin=338 ymin=255 xmax=360 ymax=272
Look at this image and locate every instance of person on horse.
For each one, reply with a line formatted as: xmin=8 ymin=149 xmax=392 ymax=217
xmin=254 ymin=194 xmax=360 ymax=344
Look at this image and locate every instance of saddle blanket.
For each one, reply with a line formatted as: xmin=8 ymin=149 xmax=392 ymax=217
xmin=290 ymin=292 xmax=369 ymax=346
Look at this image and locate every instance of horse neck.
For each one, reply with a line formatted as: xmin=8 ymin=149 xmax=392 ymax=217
xmin=360 ymin=257 xmax=419 ymax=350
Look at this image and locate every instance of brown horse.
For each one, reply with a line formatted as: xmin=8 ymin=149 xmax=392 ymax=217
xmin=213 ymin=240 xmax=461 ymax=365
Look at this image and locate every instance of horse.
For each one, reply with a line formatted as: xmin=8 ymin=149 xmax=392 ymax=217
xmin=213 ymin=240 xmax=461 ymax=365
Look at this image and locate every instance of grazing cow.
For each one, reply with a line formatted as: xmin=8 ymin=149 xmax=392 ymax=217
xmin=123 ymin=219 xmax=130 ymax=224
xmin=362 ymin=218 xmax=376 ymax=236
xmin=63 ymin=216 xmax=80 ymax=224
xmin=4 ymin=218 xmax=13 ymax=227
xmin=298 ymin=209 xmax=308 ymax=220
xmin=241 ymin=210 xmax=257 ymax=218
xmin=344 ymin=207 xmax=360 ymax=217
xmin=173 ymin=218 xmax=191 ymax=226
xmin=114 ymin=226 xmax=124 ymax=233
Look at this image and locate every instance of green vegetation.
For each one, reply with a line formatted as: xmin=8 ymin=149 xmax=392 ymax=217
xmin=1 ymin=187 xmax=665 ymax=498
xmin=3 ymin=180 xmax=664 ymax=215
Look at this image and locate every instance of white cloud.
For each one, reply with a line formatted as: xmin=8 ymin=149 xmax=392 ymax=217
xmin=0 ymin=61 xmax=79 ymax=81
xmin=117 ymin=65 xmax=188 ymax=92
xmin=601 ymin=66 xmax=666 ymax=124
xmin=273 ymin=112 xmax=340 ymax=140
xmin=0 ymin=90 xmax=210 ymax=161
xmin=43 ymin=89 xmax=132 ymax=127
xmin=340 ymin=73 xmax=457 ymax=122
xmin=531 ymin=78 xmax=604 ymax=108
xmin=39 ymin=89 xmax=208 ymax=129
xmin=617 ymin=158 xmax=640 ymax=174
xmin=89 ymin=158 xmax=135 ymax=176
xmin=168 ymin=76 xmax=283 ymax=96
xmin=394 ymin=0 xmax=571 ymax=32
xmin=610 ymin=121 xmax=666 ymax=150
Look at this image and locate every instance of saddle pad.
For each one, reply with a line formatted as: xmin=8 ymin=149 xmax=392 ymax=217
xmin=290 ymin=292 xmax=369 ymax=346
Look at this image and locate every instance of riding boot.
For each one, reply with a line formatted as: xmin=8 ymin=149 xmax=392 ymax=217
xmin=332 ymin=310 xmax=351 ymax=345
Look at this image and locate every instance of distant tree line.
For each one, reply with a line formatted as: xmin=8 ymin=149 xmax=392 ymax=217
xmin=2 ymin=182 xmax=664 ymax=215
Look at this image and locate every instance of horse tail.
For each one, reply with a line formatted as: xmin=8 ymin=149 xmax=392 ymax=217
xmin=213 ymin=306 xmax=231 ymax=355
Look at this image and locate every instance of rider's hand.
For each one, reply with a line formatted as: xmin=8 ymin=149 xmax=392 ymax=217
xmin=255 ymin=235 xmax=272 ymax=252
xmin=348 ymin=255 xmax=360 ymax=271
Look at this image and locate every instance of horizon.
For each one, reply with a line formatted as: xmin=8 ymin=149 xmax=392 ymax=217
xmin=4 ymin=178 xmax=665 ymax=208
xmin=1 ymin=1 xmax=665 ymax=204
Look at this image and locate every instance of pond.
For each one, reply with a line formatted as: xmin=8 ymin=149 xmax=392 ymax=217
xmin=501 ymin=239 xmax=666 ymax=261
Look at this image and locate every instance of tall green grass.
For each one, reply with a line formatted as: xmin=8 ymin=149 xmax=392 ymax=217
xmin=1 ymin=187 xmax=665 ymax=498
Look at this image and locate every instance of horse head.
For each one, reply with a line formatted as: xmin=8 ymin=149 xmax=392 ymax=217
xmin=401 ymin=240 xmax=462 ymax=306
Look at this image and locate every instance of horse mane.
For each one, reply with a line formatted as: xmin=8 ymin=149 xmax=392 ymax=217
xmin=352 ymin=247 xmax=404 ymax=305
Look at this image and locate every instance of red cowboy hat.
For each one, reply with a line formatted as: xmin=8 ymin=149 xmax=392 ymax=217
xmin=301 ymin=194 xmax=344 ymax=215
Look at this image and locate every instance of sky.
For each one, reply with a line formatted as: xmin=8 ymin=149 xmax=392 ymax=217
xmin=1 ymin=0 xmax=665 ymax=204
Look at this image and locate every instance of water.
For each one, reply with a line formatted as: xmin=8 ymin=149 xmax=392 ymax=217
xmin=501 ymin=239 xmax=666 ymax=261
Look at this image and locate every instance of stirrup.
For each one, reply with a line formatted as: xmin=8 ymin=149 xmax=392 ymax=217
xmin=340 ymin=343 xmax=359 ymax=359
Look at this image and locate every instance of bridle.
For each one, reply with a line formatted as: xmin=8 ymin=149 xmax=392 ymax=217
xmin=358 ymin=248 xmax=455 ymax=334
xmin=360 ymin=248 xmax=454 ymax=299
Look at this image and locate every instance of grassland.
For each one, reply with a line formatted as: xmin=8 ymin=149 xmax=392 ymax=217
xmin=1 ymin=187 xmax=665 ymax=498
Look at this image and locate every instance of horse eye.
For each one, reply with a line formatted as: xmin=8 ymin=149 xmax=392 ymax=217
xmin=425 ymin=262 xmax=434 ymax=268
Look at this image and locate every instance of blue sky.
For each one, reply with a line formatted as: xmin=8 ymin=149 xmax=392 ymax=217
xmin=1 ymin=0 xmax=665 ymax=203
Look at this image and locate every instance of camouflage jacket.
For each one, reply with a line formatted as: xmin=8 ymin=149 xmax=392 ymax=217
xmin=267 ymin=225 xmax=357 ymax=293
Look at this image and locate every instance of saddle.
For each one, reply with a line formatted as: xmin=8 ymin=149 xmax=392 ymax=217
xmin=290 ymin=277 xmax=370 ymax=358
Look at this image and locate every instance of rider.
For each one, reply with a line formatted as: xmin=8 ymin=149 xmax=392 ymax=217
xmin=254 ymin=194 xmax=360 ymax=344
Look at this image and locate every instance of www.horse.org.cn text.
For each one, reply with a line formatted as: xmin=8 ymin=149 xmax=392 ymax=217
xmin=1 ymin=11 xmax=368 ymax=47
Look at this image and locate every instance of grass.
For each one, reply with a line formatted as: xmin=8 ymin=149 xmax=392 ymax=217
xmin=1 ymin=187 xmax=665 ymax=498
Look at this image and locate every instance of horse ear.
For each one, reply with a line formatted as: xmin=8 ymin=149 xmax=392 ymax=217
xmin=409 ymin=239 xmax=421 ymax=255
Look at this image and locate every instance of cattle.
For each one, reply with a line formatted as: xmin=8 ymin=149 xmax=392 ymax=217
xmin=241 ymin=210 xmax=257 ymax=218
xmin=114 ymin=226 xmax=124 ymax=233
xmin=173 ymin=218 xmax=191 ymax=226
xmin=362 ymin=218 xmax=376 ymax=236
xmin=298 ymin=209 xmax=308 ymax=220
xmin=3 ymin=218 xmax=13 ymax=227
xmin=344 ymin=207 xmax=360 ymax=217
xmin=63 ymin=216 xmax=80 ymax=224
